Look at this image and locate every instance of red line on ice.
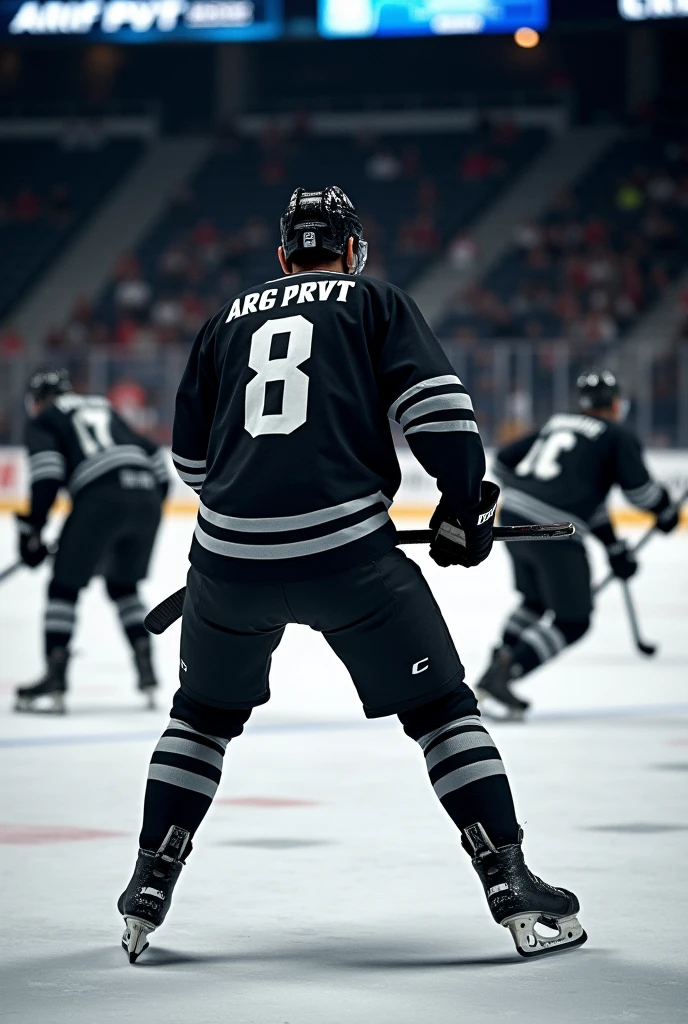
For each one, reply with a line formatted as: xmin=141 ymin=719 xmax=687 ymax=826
xmin=0 ymin=825 xmax=126 ymax=844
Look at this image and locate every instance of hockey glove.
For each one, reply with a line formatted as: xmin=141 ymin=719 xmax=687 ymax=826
xmin=653 ymin=488 xmax=679 ymax=534
xmin=429 ymin=481 xmax=500 ymax=569
xmin=606 ymin=541 xmax=638 ymax=581
xmin=16 ymin=515 xmax=49 ymax=569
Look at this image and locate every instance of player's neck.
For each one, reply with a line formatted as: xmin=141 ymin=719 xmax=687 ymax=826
xmin=290 ymin=261 xmax=346 ymax=275
xmin=592 ymin=409 xmax=616 ymax=422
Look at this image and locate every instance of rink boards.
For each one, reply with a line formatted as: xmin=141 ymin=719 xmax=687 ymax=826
xmin=1 ymin=446 xmax=687 ymax=524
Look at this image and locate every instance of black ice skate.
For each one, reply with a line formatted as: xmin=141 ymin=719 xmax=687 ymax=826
xmin=133 ymin=636 xmax=158 ymax=710
xmin=463 ymin=822 xmax=587 ymax=958
xmin=118 ymin=825 xmax=189 ymax=963
xmin=14 ymin=648 xmax=68 ymax=714
xmin=475 ymin=647 xmax=529 ymax=721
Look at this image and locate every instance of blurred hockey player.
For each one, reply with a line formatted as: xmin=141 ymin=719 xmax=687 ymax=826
xmin=119 ymin=187 xmax=586 ymax=964
xmin=14 ymin=370 xmax=169 ymax=713
xmin=477 ymin=370 xmax=680 ymax=719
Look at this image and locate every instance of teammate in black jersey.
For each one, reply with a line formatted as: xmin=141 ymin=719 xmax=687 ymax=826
xmin=14 ymin=369 xmax=169 ymax=713
xmin=119 ymin=187 xmax=586 ymax=964
xmin=477 ymin=370 xmax=680 ymax=719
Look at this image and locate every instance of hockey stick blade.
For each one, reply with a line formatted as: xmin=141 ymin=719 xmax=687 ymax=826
xmin=621 ymin=580 xmax=657 ymax=657
xmin=144 ymin=587 xmax=186 ymax=635
xmin=397 ymin=523 xmax=575 ymax=545
xmin=143 ymin=523 xmax=575 ymax=635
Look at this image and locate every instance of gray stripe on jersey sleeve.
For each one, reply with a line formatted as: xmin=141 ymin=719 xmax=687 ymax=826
xmin=405 ymin=419 xmax=479 ymax=436
xmin=194 ymin=510 xmax=390 ymax=560
xmin=623 ymin=481 xmax=663 ymax=509
xmin=399 ymin=393 xmax=474 ymax=429
xmin=177 ymin=469 xmax=207 ymax=485
xmin=172 ymin=452 xmax=207 ymax=469
xmin=388 ymin=375 xmax=463 ymax=421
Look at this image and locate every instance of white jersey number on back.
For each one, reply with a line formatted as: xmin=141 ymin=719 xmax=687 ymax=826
xmin=73 ymin=406 xmax=115 ymax=457
xmin=515 ymin=429 xmax=578 ymax=481
xmin=245 ymin=315 xmax=313 ymax=437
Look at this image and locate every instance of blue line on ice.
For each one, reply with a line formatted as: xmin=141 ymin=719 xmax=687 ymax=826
xmin=1 ymin=703 xmax=687 ymax=749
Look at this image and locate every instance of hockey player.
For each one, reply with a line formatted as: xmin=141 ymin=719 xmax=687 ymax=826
xmin=119 ymin=187 xmax=586 ymax=963
xmin=477 ymin=370 xmax=680 ymax=718
xmin=14 ymin=370 xmax=169 ymax=713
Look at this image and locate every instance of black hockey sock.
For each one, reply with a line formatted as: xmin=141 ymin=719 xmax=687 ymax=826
xmin=508 ymin=617 xmax=590 ymax=680
xmin=399 ymin=689 xmax=520 ymax=847
xmin=44 ymin=580 xmax=79 ymax=657
xmin=138 ymin=693 xmax=252 ymax=852
xmin=106 ymin=581 xmax=148 ymax=647
xmin=501 ymin=602 xmax=545 ymax=648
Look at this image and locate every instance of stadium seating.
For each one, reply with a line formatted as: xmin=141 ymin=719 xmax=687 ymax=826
xmin=90 ymin=126 xmax=548 ymax=346
xmin=437 ymin=134 xmax=688 ymax=349
xmin=0 ymin=137 xmax=143 ymax=321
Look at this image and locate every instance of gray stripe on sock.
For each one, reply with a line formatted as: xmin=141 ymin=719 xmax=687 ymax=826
xmin=155 ymin=736 xmax=224 ymax=772
xmin=169 ymin=717 xmax=229 ymax=750
xmin=417 ymin=716 xmax=482 ymax=752
xmin=147 ymin=763 xmax=218 ymax=798
xmin=424 ymin=730 xmax=496 ymax=771
xmin=433 ymin=760 xmax=506 ymax=799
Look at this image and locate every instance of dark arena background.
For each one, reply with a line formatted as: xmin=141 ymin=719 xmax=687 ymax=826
xmin=0 ymin=2 xmax=687 ymax=1021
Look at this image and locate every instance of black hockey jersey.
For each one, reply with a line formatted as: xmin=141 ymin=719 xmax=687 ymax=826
xmin=172 ymin=270 xmax=486 ymax=581
xmin=493 ymin=412 xmax=666 ymax=541
xmin=25 ymin=392 xmax=169 ymax=528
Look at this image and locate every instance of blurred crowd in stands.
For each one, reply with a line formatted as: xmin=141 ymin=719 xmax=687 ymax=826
xmin=4 ymin=119 xmax=542 ymax=355
xmin=1 ymin=124 xmax=687 ymax=446
xmin=439 ymin=136 xmax=688 ymax=352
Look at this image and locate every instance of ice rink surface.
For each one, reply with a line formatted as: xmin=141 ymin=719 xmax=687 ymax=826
xmin=1 ymin=512 xmax=687 ymax=1024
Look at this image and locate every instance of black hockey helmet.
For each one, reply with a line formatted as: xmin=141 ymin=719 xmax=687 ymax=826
xmin=280 ymin=186 xmax=368 ymax=275
xmin=26 ymin=368 xmax=72 ymax=404
xmin=576 ymin=370 xmax=620 ymax=411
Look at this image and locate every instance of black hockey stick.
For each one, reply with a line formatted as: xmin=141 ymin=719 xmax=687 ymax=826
xmin=0 ymin=559 xmax=23 ymax=585
xmin=593 ymin=487 xmax=687 ymax=655
xmin=397 ymin=522 xmax=575 ymax=545
xmin=144 ymin=522 xmax=575 ymax=635
xmin=0 ymin=545 xmax=57 ymax=587
xmin=593 ymin=487 xmax=688 ymax=596
xmin=620 ymin=580 xmax=657 ymax=657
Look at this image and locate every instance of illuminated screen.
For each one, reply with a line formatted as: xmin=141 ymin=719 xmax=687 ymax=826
xmin=319 ymin=0 xmax=548 ymax=37
xmin=618 ymin=0 xmax=688 ymax=19
xmin=1 ymin=0 xmax=283 ymax=40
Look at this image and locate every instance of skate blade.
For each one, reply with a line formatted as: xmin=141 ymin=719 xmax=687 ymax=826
xmin=140 ymin=686 xmax=157 ymax=711
xmin=14 ymin=694 xmax=66 ymax=715
xmin=121 ymin=917 xmax=154 ymax=964
xmin=475 ymin=690 xmax=527 ymax=723
xmin=504 ymin=912 xmax=588 ymax=958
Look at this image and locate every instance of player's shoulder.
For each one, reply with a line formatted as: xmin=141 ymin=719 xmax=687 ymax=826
xmin=541 ymin=412 xmax=610 ymax=441
xmin=605 ymin=419 xmax=642 ymax=448
xmin=51 ymin=392 xmax=110 ymax=414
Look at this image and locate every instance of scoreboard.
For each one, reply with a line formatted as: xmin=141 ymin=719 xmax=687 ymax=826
xmin=319 ymin=0 xmax=549 ymax=38
xmin=0 ymin=0 xmax=283 ymax=39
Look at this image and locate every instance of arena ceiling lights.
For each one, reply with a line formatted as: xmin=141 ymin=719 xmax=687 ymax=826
xmin=318 ymin=0 xmax=549 ymax=38
xmin=1 ymin=0 xmax=283 ymax=39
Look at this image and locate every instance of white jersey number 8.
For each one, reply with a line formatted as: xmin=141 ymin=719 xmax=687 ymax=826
xmin=515 ymin=429 xmax=578 ymax=481
xmin=245 ymin=315 xmax=313 ymax=437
